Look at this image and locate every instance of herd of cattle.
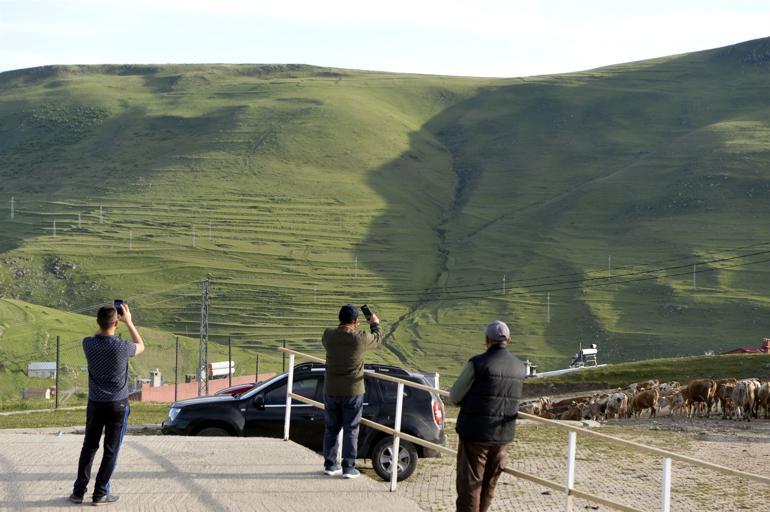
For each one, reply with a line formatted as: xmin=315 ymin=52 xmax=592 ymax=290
xmin=520 ymin=378 xmax=770 ymax=422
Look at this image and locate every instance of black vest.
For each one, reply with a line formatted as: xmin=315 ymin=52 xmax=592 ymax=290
xmin=456 ymin=344 xmax=524 ymax=444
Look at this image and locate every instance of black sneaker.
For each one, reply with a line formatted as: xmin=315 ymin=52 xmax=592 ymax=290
xmin=68 ymin=493 xmax=84 ymax=504
xmin=92 ymin=495 xmax=119 ymax=506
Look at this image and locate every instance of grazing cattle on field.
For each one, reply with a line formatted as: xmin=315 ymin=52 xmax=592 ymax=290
xmin=635 ymin=379 xmax=660 ymax=392
xmin=519 ymin=401 xmax=541 ymax=416
xmin=684 ymin=379 xmax=717 ymax=418
xmin=605 ymin=392 xmax=628 ymax=420
xmin=551 ymin=396 xmax=592 ymax=409
xmin=658 ymin=381 xmax=681 ymax=396
xmin=758 ymin=383 xmax=770 ymax=420
xmin=669 ymin=392 xmax=686 ymax=416
xmin=559 ymin=403 xmax=585 ymax=421
xmin=714 ymin=379 xmax=738 ymax=419
xmin=631 ymin=389 xmax=659 ymax=419
xmin=521 ymin=397 xmax=552 ymax=417
xmin=583 ymin=395 xmax=609 ymax=421
xmin=731 ymin=380 xmax=757 ymax=422
xmin=749 ymin=379 xmax=762 ymax=418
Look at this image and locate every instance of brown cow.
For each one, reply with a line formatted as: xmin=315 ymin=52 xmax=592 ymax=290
xmin=631 ymin=389 xmax=659 ymax=419
xmin=635 ymin=379 xmax=660 ymax=392
xmin=715 ymin=381 xmax=736 ymax=419
xmin=559 ymin=403 xmax=585 ymax=421
xmin=684 ymin=379 xmax=717 ymax=418
xmin=758 ymin=382 xmax=770 ymax=420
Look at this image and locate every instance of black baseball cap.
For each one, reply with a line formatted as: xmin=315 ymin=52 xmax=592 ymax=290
xmin=338 ymin=304 xmax=359 ymax=324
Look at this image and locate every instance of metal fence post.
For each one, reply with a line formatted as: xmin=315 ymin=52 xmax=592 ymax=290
xmin=283 ymin=354 xmax=295 ymax=441
xmin=564 ymin=430 xmax=576 ymax=511
xmin=661 ymin=457 xmax=672 ymax=512
xmin=390 ymin=381 xmax=404 ymax=492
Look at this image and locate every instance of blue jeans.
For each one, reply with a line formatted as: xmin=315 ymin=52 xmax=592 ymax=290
xmin=323 ymin=394 xmax=364 ymax=469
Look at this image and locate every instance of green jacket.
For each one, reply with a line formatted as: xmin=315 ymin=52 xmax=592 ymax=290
xmin=322 ymin=324 xmax=383 ymax=396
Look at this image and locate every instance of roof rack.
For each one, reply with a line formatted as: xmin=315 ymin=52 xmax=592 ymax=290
xmin=293 ymin=361 xmax=411 ymax=377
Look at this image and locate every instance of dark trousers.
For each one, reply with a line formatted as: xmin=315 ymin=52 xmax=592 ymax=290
xmin=322 ymin=394 xmax=363 ymax=469
xmin=456 ymin=438 xmax=509 ymax=512
xmin=73 ymin=399 xmax=130 ymax=498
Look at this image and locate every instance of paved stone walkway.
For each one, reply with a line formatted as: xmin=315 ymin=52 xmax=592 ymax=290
xmin=0 ymin=432 xmax=423 ymax=511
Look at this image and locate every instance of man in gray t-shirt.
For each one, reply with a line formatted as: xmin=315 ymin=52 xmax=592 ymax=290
xmin=70 ymin=303 xmax=144 ymax=505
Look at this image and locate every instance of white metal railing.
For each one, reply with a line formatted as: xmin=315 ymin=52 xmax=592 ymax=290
xmin=278 ymin=347 xmax=770 ymax=511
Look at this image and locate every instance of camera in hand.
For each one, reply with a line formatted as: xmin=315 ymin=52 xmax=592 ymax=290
xmin=361 ymin=304 xmax=372 ymax=320
xmin=114 ymin=299 xmax=125 ymax=316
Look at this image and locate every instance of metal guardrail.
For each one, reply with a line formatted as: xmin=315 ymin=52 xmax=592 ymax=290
xmin=278 ymin=347 xmax=770 ymax=511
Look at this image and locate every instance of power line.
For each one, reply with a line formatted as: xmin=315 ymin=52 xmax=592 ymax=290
xmin=212 ymin=246 xmax=770 ymax=301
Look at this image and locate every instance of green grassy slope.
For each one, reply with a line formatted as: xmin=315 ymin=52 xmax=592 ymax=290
xmin=365 ymin=37 xmax=770 ymax=373
xmin=0 ymin=298 xmax=271 ymax=402
xmin=525 ymin=354 xmax=770 ymax=394
xmin=1 ymin=39 xmax=770 ymax=384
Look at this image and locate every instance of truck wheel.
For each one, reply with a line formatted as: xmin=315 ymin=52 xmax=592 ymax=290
xmin=196 ymin=427 xmax=230 ymax=436
xmin=371 ymin=438 xmax=418 ymax=481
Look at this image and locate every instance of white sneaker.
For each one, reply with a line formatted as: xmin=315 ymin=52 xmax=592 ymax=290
xmin=342 ymin=468 xmax=360 ymax=479
xmin=324 ymin=465 xmax=342 ymax=476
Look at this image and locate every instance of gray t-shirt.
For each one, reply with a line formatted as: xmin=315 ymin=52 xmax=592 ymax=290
xmin=83 ymin=335 xmax=137 ymax=402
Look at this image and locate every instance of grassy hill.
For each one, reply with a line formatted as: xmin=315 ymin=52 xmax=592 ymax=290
xmin=0 ymin=298 xmax=275 ymax=403
xmin=1 ymin=38 xmax=770 ymax=383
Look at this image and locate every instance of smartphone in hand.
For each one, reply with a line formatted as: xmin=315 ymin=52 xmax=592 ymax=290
xmin=361 ymin=304 xmax=372 ymax=321
xmin=114 ymin=299 xmax=125 ymax=316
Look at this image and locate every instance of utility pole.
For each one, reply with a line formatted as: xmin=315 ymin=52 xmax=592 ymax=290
xmin=174 ymin=336 xmax=179 ymax=402
xmin=10 ymin=196 xmax=14 ymax=220
xmin=255 ymin=353 xmax=260 ymax=383
xmin=547 ymin=292 xmax=551 ymax=324
xmin=53 ymin=220 xmax=57 ymax=237
xmin=502 ymin=274 xmax=506 ymax=295
xmin=55 ymin=336 xmax=60 ymax=409
xmin=197 ymin=277 xmax=210 ymax=396
xmin=693 ymin=264 xmax=696 ymax=290
xmin=354 ymin=256 xmax=358 ymax=279
xmin=77 ymin=213 xmax=81 ymax=229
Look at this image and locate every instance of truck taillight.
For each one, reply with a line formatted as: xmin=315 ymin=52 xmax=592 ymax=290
xmin=432 ymin=398 xmax=444 ymax=427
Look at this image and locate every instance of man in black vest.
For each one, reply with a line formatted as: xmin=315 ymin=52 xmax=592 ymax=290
xmin=449 ymin=320 xmax=525 ymax=512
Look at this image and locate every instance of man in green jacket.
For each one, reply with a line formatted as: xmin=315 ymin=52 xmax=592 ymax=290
xmin=321 ymin=304 xmax=382 ymax=479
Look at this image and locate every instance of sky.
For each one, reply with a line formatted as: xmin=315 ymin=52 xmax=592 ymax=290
xmin=1 ymin=0 xmax=768 ymax=77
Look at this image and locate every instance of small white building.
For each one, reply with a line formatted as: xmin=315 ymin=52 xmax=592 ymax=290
xmin=28 ymin=362 xmax=57 ymax=379
xmin=150 ymin=368 xmax=162 ymax=387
